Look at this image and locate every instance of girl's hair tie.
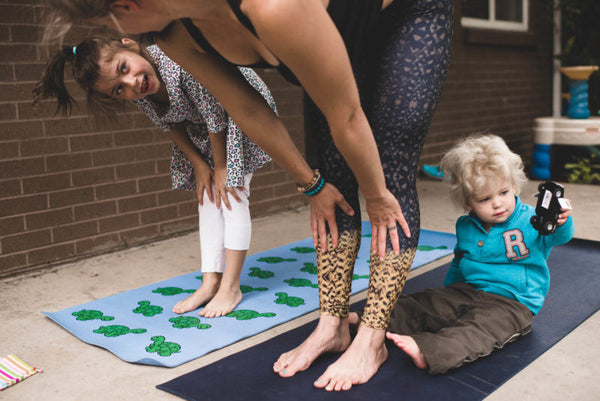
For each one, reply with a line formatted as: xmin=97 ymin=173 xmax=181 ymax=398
xmin=72 ymin=46 xmax=77 ymax=55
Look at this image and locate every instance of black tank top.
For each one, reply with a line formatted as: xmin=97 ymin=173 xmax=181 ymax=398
xmin=181 ymin=0 xmax=383 ymax=86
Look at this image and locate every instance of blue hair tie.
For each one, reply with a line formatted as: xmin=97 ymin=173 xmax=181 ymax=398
xmin=72 ymin=46 xmax=77 ymax=55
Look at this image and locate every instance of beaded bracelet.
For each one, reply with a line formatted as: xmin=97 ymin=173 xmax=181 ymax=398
xmin=304 ymin=175 xmax=325 ymax=196
xmin=297 ymin=169 xmax=325 ymax=196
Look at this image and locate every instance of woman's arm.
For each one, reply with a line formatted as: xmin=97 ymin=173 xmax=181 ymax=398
xmin=244 ymin=0 xmax=410 ymax=259
xmin=167 ymin=124 xmax=214 ymax=205
xmin=157 ymin=23 xmax=354 ymax=250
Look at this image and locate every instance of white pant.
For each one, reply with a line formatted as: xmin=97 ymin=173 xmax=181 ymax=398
xmin=199 ymin=174 xmax=252 ymax=273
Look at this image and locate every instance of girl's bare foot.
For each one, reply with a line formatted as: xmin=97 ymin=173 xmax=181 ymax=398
xmin=386 ymin=332 xmax=428 ymax=369
xmin=172 ymin=274 xmax=220 ymax=314
xmin=199 ymin=286 xmax=242 ymax=318
xmin=273 ymin=315 xmax=351 ymax=378
xmin=314 ymin=325 xmax=387 ymax=391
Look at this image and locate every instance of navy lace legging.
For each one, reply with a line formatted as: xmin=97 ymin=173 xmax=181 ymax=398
xmin=305 ymin=0 xmax=454 ymax=328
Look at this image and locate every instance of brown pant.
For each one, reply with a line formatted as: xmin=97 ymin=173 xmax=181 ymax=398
xmin=381 ymin=282 xmax=534 ymax=374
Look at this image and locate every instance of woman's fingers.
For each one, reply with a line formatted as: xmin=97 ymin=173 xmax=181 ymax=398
xmin=310 ymin=211 xmax=319 ymax=248
xmin=377 ymin=222 xmax=387 ymax=261
xmin=397 ymin=213 xmax=411 ymax=239
xmin=318 ymin=216 xmax=328 ymax=253
xmin=388 ymin=224 xmax=400 ymax=256
xmin=336 ymin=196 xmax=354 ymax=217
xmin=370 ymin=224 xmax=378 ymax=252
xmin=307 ymin=183 xmax=354 ymax=253
xmin=327 ymin=214 xmax=339 ymax=250
xmin=365 ymin=189 xmax=412 ymax=260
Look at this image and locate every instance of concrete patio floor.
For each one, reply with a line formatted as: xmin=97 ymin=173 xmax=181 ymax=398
xmin=1 ymin=179 xmax=599 ymax=400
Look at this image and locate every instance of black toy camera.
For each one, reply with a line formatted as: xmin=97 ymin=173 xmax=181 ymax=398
xmin=530 ymin=181 xmax=567 ymax=235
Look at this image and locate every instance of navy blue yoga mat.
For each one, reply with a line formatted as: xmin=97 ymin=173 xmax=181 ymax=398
xmin=157 ymin=239 xmax=600 ymax=400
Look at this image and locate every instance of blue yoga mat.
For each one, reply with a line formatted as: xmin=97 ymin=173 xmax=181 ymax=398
xmin=43 ymin=223 xmax=455 ymax=368
xmin=157 ymin=238 xmax=600 ymax=400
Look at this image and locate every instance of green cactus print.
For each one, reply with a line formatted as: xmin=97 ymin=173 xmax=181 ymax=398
xmin=72 ymin=309 xmax=115 ymax=321
xmin=225 ymin=309 xmax=276 ymax=320
xmin=256 ymin=256 xmax=296 ymax=264
xmin=93 ymin=325 xmax=147 ymax=337
xmin=290 ymin=247 xmax=315 ymax=254
xmin=133 ymin=301 xmax=163 ymax=317
xmin=274 ymin=292 xmax=305 ymax=307
xmin=300 ymin=262 xmax=318 ymax=275
xmin=284 ymin=278 xmax=318 ymax=288
xmin=248 ymin=267 xmax=274 ymax=279
xmin=417 ymin=245 xmax=448 ymax=251
xmin=146 ymin=336 xmax=181 ymax=357
xmin=195 ymin=275 xmax=203 ymax=280
xmin=240 ymin=285 xmax=268 ymax=294
xmin=352 ymin=274 xmax=370 ymax=280
xmin=152 ymin=287 xmax=195 ymax=296
xmin=169 ymin=316 xmax=211 ymax=330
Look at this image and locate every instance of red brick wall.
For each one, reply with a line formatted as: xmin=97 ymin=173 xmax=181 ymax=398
xmin=0 ymin=1 xmax=554 ymax=277
xmin=0 ymin=1 xmax=305 ymax=278
xmin=422 ymin=0 xmax=554 ymax=167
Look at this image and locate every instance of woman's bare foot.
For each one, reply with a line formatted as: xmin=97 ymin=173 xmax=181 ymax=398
xmin=273 ymin=315 xmax=351 ymax=378
xmin=172 ymin=274 xmax=220 ymax=314
xmin=314 ymin=325 xmax=388 ymax=391
xmin=199 ymin=285 xmax=242 ymax=318
xmin=386 ymin=332 xmax=427 ymax=369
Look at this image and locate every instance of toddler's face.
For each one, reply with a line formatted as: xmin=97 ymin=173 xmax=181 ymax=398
xmin=465 ymin=178 xmax=516 ymax=230
xmin=94 ymin=48 xmax=161 ymax=101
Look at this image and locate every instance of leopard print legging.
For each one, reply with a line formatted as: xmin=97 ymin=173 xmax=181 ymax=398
xmin=306 ymin=0 xmax=454 ymax=329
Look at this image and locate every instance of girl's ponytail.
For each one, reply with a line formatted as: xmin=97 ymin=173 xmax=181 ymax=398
xmin=33 ymin=36 xmax=128 ymax=119
xmin=33 ymin=45 xmax=78 ymax=116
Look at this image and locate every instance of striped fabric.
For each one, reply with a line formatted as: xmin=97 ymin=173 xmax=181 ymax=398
xmin=0 ymin=354 xmax=42 ymax=391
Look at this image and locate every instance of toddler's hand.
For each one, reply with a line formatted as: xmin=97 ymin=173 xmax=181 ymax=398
xmin=557 ymin=198 xmax=572 ymax=226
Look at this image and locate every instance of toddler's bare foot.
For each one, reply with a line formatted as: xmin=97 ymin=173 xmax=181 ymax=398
xmin=314 ymin=325 xmax=387 ymax=391
xmin=199 ymin=286 xmax=242 ymax=318
xmin=348 ymin=312 xmax=359 ymax=325
xmin=172 ymin=275 xmax=220 ymax=314
xmin=273 ymin=315 xmax=351 ymax=378
xmin=386 ymin=332 xmax=427 ymax=369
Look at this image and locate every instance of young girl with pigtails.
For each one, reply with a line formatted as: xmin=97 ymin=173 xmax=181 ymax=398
xmin=34 ymin=36 xmax=277 ymax=318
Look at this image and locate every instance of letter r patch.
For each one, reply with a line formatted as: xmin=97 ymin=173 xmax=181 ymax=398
xmin=503 ymin=229 xmax=530 ymax=260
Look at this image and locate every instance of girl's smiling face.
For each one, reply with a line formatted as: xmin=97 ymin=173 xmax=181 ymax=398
xmin=465 ymin=178 xmax=517 ymax=230
xmin=94 ymin=45 xmax=161 ymax=101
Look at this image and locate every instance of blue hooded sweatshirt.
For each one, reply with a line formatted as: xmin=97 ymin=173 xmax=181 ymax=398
xmin=444 ymin=196 xmax=574 ymax=314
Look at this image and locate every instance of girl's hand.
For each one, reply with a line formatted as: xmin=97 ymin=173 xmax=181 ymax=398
xmin=213 ymin=167 xmax=241 ymax=210
xmin=366 ymin=189 xmax=411 ymax=261
xmin=193 ymin=159 xmax=214 ymax=205
xmin=557 ymin=198 xmax=573 ymax=226
xmin=308 ymin=183 xmax=354 ymax=252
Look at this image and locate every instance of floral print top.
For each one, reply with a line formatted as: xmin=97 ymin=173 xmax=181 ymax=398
xmin=133 ymin=45 xmax=275 ymax=190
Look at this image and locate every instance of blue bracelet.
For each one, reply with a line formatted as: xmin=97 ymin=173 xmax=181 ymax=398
xmin=304 ymin=175 xmax=325 ymax=196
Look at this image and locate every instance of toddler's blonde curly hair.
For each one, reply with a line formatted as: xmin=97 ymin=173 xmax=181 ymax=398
xmin=440 ymin=133 xmax=527 ymax=210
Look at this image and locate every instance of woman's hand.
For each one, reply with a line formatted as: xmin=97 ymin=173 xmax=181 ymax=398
xmin=193 ymin=159 xmax=214 ymax=205
xmin=213 ymin=167 xmax=241 ymax=210
xmin=308 ymin=183 xmax=354 ymax=252
xmin=366 ymin=189 xmax=411 ymax=261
